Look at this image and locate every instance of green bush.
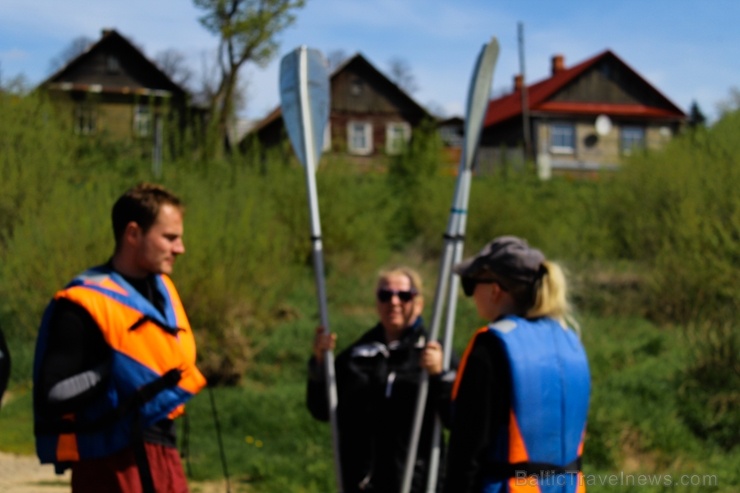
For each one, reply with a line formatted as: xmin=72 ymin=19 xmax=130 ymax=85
xmin=676 ymin=320 xmax=739 ymax=450
xmin=605 ymin=113 xmax=740 ymax=323
xmin=0 ymin=93 xmax=75 ymax=244
xmin=594 ymin=114 xmax=740 ymax=471
xmin=0 ymin=181 xmax=114 ymax=339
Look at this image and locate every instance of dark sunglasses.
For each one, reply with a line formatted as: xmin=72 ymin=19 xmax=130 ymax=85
xmin=377 ymin=288 xmax=417 ymax=303
xmin=461 ymin=277 xmax=504 ymax=297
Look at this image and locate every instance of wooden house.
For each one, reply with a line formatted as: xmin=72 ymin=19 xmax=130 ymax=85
xmin=244 ymin=53 xmax=432 ymax=163
xmin=479 ymin=50 xmax=687 ymax=177
xmin=37 ymin=29 xmax=190 ymax=162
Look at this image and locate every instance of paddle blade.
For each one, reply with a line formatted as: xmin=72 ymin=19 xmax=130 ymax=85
xmin=279 ymin=46 xmax=330 ymax=171
xmin=461 ymin=37 xmax=500 ymax=172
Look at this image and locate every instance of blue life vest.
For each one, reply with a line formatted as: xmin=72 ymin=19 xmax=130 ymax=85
xmin=456 ymin=316 xmax=590 ymax=493
xmin=33 ymin=265 xmax=206 ymax=467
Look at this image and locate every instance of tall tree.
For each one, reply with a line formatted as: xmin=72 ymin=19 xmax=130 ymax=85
xmin=424 ymin=100 xmax=447 ymax=119
xmin=716 ymin=87 xmax=740 ymax=119
xmin=48 ymin=36 xmax=93 ymax=74
xmin=155 ymin=49 xmax=195 ymax=89
xmin=0 ymin=63 xmax=30 ymax=95
xmin=387 ymin=57 xmax=418 ymax=94
xmin=687 ymin=100 xmax=707 ymax=128
xmin=193 ymin=0 xmax=306 ymax=153
xmin=326 ymin=49 xmax=347 ymax=72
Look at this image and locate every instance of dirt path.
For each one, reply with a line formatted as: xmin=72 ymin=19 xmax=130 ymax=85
xmin=0 ymin=452 xmax=70 ymax=493
xmin=0 ymin=452 xmax=242 ymax=493
xmin=0 ymin=389 xmax=246 ymax=492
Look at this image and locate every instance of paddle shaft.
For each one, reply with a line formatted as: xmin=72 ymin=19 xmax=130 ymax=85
xmin=400 ymin=38 xmax=499 ymax=493
xmin=284 ymin=46 xmax=344 ymax=493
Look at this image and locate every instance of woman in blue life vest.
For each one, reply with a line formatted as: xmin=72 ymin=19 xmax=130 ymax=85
xmin=444 ymin=236 xmax=590 ymax=493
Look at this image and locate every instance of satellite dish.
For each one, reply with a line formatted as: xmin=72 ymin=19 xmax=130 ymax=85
xmin=595 ymin=114 xmax=612 ymax=136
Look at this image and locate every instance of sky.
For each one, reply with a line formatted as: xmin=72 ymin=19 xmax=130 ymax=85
xmin=1 ymin=0 xmax=738 ymax=123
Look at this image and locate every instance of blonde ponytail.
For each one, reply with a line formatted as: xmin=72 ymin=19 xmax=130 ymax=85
xmin=526 ymin=260 xmax=579 ymax=334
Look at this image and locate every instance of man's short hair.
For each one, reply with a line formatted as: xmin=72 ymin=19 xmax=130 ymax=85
xmin=111 ymin=183 xmax=183 ymax=250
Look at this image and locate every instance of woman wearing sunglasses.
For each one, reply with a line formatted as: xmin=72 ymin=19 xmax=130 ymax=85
xmin=307 ymin=266 xmax=458 ymax=493
xmin=443 ymin=236 xmax=590 ymax=493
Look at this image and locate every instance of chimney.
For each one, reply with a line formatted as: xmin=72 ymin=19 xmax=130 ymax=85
xmin=551 ymin=54 xmax=565 ymax=75
xmin=514 ymin=74 xmax=524 ymax=92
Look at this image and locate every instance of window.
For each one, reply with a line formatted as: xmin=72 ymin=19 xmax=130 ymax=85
xmin=599 ymin=63 xmax=612 ymax=80
xmin=549 ymin=123 xmax=575 ymax=153
xmin=347 ymin=121 xmax=372 ymax=155
xmin=620 ymin=126 xmax=645 ymax=155
xmin=439 ymin=125 xmax=463 ymax=147
xmin=74 ymin=103 xmax=96 ymax=135
xmin=385 ymin=122 xmax=411 ymax=155
xmin=323 ymin=123 xmax=332 ymax=152
xmin=134 ymin=105 xmax=152 ymax=137
xmin=350 ymin=78 xmax=364 ymax=96
xmin=106 ymin=55 xmax=121 ymax=74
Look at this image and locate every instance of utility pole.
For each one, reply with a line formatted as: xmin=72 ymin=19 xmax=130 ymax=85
xmin=518 ymin=22 xmax=531 ymax=162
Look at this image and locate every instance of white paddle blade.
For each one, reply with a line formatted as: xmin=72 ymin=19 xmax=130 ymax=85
xmin=461 ymin=37 xmax=500 ymax=172
xmin=279 ymin=46 xmax=330 ymax=171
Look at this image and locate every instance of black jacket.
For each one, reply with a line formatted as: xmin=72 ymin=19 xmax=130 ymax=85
xmin=307 ymin=319 xmax=457 ymax=493
xmin=443 ymin=329 xmax=511 ymax=493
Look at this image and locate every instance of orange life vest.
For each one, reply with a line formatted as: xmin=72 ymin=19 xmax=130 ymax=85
xmin=33 ymin=266 xmax=206 ymax=466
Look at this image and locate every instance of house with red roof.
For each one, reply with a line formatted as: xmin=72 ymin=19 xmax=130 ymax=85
xmin=479 ymin=50 xmax=687 ymax=177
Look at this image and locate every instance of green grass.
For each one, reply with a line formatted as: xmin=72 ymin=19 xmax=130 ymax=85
xmin=580 ymin=315 xmax=739 ymax=493
xmin=0 ymin=384 xmax=35 ymax=454
xmin=181 ymin=383 xmax=336 ymax=493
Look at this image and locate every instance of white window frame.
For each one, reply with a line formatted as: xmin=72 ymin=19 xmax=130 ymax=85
xmin=439 ymin=125 xmax=463 ymax=147
xmin=549 ymin=123 xmax=575 ymax=154
xmin=347 ymin=121 xmax=373 ymax=155
xmin=620 ymin=126 xmax=645 ymax=155
xmin=74 ymin=102 xmax=96 ymax=135
xmin=323 ymin=122 xmax=332 ymax=152
xmin=385 ymin=122 xmax=411 ymax=155
xmin=106 ymin=55 xmax=121 ymax=74
xmin=133 ymin=104 xmax=152 ymax=137
xmin=350 ymin=78 xmax=363 ymax=96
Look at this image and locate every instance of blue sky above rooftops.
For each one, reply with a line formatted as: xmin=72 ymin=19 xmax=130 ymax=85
xmin=1 ymin=0 xmax=737 ymax=122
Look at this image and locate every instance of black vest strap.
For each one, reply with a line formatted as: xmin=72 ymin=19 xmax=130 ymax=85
xmin=132 ymin=410 xmax=156 ymax=493
xmin=485 ymin=457 xmax=582 ymax=479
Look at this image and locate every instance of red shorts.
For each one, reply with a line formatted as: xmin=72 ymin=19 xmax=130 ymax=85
xmin=71 ymin=441 xmax=189 ymax=493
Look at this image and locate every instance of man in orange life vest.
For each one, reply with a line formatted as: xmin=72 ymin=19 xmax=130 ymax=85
xmin=33 ymin=183 xmax=206 ymax=493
